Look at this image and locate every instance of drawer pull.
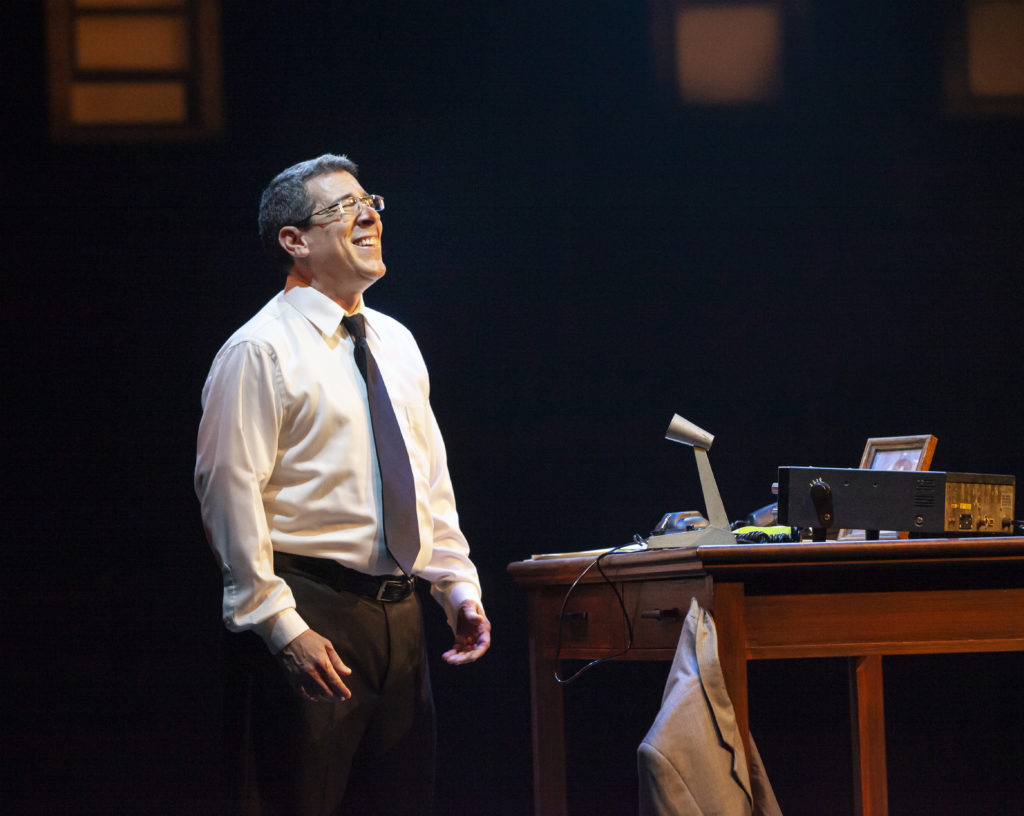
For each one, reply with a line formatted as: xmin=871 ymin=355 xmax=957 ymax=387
xmin=641 ymin=608 xmax=680 ymax=621
xmin=558 ymin=610 xmax=588 ymax=621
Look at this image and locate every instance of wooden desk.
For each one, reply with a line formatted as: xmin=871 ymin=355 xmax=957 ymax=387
xmin=507 ymin=537 xmax=1024 ymax=816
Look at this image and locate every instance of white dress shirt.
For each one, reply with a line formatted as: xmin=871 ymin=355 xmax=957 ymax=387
xmin=195 ymin=284 xmax=482 ymax=653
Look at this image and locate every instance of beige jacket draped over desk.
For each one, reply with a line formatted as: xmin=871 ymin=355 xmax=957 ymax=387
xmin=638 ymin=598 xmax=782 ymax=816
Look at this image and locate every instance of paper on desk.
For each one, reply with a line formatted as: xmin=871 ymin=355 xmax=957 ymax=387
xmin=530 ymin=542 xmax=647 ymax=560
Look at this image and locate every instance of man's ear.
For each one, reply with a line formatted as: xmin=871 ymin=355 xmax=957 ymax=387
xmin=278 ymin=226 xmax=310 ymax=259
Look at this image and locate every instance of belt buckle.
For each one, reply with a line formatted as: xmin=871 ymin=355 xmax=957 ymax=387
xmin=376 ymin=576 xmax=411 ymax=601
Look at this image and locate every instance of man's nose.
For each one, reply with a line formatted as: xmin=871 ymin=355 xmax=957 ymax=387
xmin=355 ymin=203 xmax=379 ymax=224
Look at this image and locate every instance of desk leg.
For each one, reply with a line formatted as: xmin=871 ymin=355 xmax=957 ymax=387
xmin=849 ymin=655 xmax=888 ymax=816
xmin=712 ymin=581 xmax=750 ymax=765
xmin=527 ymin=594 xmax=567 ymax=816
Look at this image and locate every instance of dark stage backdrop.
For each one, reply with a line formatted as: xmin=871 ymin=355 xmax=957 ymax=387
xmin=4 ymin=2 xmax=1022 ymax=814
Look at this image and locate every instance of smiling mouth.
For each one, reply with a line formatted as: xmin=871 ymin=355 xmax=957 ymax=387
xmin=353 ymin=236 xmax=379 ymax=247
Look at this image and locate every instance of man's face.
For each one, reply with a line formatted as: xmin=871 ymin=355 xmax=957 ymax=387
xmin=290 ymin=171 xmax=386 ymax=303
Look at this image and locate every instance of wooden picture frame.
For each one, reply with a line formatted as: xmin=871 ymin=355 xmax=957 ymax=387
xmin=838 ymin=435 xmax=938 ymax=540
xmin=859 ymin=434 xmax=938 ymax=473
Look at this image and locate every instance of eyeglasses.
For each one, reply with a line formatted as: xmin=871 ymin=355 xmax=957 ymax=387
xmin=302 ymin=194 xmax=385 ymax=224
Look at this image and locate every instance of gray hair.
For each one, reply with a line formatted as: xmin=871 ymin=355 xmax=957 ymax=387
xmin=257 ymin=153 xmax=360 ymax=272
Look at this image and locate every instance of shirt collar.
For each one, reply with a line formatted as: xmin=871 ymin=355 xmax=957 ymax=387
xmin=282 ymin=275 xmax=380 ymax=340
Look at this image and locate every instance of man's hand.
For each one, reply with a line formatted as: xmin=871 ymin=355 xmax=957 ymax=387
xmin=442 ymin=599 xmax=492 ymax=665
xmin=277 ymin=629 xmax=353 ymax=702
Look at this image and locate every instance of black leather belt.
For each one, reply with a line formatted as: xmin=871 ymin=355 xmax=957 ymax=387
xmin=274 ymin=552 xmax=415 ymax=602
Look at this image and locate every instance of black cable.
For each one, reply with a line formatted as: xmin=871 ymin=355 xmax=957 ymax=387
xmin=553 ymin=536 xmax=646 ymax=685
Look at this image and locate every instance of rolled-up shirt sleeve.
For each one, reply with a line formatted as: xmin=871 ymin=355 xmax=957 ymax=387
xmin=195 ymin=340 xmax=309 ymax=653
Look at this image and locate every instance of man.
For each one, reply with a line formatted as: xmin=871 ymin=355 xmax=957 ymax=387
xmin=195 ymin=153 xmax=490 ymax=815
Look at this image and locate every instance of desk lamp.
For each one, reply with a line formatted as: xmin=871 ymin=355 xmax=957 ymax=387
xmin=648 ymin=414 xmax=736 ymax=549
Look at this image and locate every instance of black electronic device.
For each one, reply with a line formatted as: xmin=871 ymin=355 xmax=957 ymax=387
xmin=777 ymin=466 xmax=1016 ymax=539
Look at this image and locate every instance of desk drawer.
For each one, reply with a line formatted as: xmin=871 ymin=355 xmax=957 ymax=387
xmin=626 ymin=576 xmax=712 ymax=650
xmin=534 ymin=576 xmax=711 ymax=656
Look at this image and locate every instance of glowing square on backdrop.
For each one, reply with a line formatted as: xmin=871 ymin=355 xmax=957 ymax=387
xmin=675 ymin=4 xmax=782 ymax=103
xmin=966 ymin=1 xmax=1024 ymax=97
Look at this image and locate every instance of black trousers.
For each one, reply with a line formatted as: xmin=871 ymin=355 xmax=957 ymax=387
xmin=222 ymin=568 xmax=436 ymax=816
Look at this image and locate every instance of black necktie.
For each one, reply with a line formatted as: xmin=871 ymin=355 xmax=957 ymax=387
xmin=342 ymin=314 xmax=420 ymax=576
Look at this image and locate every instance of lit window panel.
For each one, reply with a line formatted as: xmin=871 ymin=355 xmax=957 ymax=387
xmin=46 ymin=0 xmax=222 ymax=141
xmin=75 ymin=15 xmax=190 ymax=72
xmin=70 ymin=80 xmax=187 ymax=124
